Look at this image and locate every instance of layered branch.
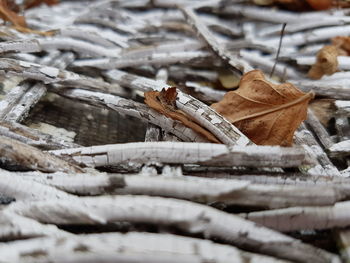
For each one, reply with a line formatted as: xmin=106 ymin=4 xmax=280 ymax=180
xmin=4 ymin=195 xmax=339 ymax=262
xmin=0 ymin=136 xmax=82 ymax=173
xmin=50 ymin=141 xmax=312 ymax=168
xmin=241 ymin=200 xmax=350 ymax=232
xmin=0 ymin=232 xmax=287 ymax=263
xmin=20 ymin=171 xmax=345 ymax=209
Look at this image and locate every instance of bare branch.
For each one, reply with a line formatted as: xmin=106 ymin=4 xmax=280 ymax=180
xmin=50 ymin=141 xmax=312 ymax=168
xmin=5 ymin=195 xmax=340 ymax=262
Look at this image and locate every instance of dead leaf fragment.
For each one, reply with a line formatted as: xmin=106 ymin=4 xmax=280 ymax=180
xmin=309 ymin=99 xmax=335 ymax=127
xmin=144 ymin=87 xmax=220 ymax=143
xmin=0 ymin=0 xmax=55 ymax=35
xmin=211 ymin=70 xmax=314 ymax=146
xmin=306 ymin=0 xmax=332 ymax=10
xmin=254 ymin=0 xmax=336 ymax=10
xmin=332 ymin=36 xmax=350 ymax=56
xmin=24 ymin=0 xmax=59 ymax=9
xmin=0 ymin=0 xmax=26 ymax=28
xmin=308 ymin=45 xmax=338 ymax=80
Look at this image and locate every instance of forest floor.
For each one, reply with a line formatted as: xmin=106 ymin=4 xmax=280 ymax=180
xmin=0 ymin=1 xmax=349 ymax=262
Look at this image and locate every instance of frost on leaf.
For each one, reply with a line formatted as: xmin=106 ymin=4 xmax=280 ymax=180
xmin=211 ymin=70 xmax=314 ymax=146
xmin=144 ymin=87 xmax=220 ymax=143
xmin=308 ymin=45 xmax=338 ymax=80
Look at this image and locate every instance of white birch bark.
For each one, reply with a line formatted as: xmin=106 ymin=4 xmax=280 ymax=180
xmin=294 ymin=124 xmax=341 ymax=177
xmin=144 ymin=123 xmax=162 ymax=142
xmin=336 ymin=100 xmax=350 ymax=116
xmin=0 ymin=232 xmax=288 ymax=263
xmin=0 ymin=135 xmax=82 ymax=173
xmin=38 ymin=37 xmax=121 ymax=58
xmin=241 ymin=200 xmax=350 ymax=232
xmin=306 ymin=109 xmax=334 ymax=150
xmin=20 ymin=171 xmax=344 ymax=208
xmin=329 ymin=140 xmax=350 ymax=157
xmin=1 ymin=52 xmax=75 ymax=122
xmin=335 ymin=117 xmax=350 ymax=140
xmin=50 ymin=142 xmax=311 ymax=168
xmin=223 ymin=173 xmax=350 ymax=194
xmin=4 ymin=195 xmax=340 ymax=262
xmin=288 ymin=78 xmax=350 ymax=100
xmin=239 ymin=50 xmax=300 ymax=80
xmin=58 ymin=28 xmax=118 ymax=48
xmin=0 ymin=121 xmax=79 ymax=150
xmin=264 ymin=24 xmax=350 ymax=47
xmin=0 ymin=37 xmax=120 ymax=58
xmin=185 ymin=81 xmax=225 ymax=103
xmin=0 ymin=211 xmax=70 ymax=241
xmin=58 ymin=88 xmax=209 ymax=143
xmin=218 ymin=4 xmax=346 ymax=25
xmin=72 ymin=50 xmax=213 ymax=69
xmin=180 ymin=7 xmax=253 ymax=74
xmin=0 ymin=58 xmax=125 ymax=96
xmin=0 ymin=168 xmax=74 ymax=201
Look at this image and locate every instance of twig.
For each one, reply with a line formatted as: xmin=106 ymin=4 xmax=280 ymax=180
xmin=0 ymin=58 xmax=126 ymax=96
xmin=180 ymin=6 xmax=253 ymax=74
xmin=50 ymin=141 xmax=312 ymax=168
xmin=0 ymin=121 xmax=79 ymax=150
xmin=270 ymin=23 xmax=286 ymax=78
xmin=0 ymin=135 xmax=83 ymax=173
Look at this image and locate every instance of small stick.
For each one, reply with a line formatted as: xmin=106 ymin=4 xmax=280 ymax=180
xmin=270 ymin=23 xmax=286 ymax=78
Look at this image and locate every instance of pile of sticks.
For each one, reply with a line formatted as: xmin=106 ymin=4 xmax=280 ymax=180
xmin=0 ymin=0 xmax=349 ymax=262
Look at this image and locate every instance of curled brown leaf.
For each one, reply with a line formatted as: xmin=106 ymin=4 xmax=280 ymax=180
xmin=332 ymin=36 xmax=350 ymax=56
xmin=144 ymin=87 xmax=220 ymax=143
xmin=308 ymin=45 xmax=339 ymax=80
xmin=0 ymin=0 xmax=56 ymax=35
xmin=211 ymin=70 xmax=314 ymax=146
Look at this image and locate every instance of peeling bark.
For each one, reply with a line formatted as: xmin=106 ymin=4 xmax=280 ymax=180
xmin=4 ymin=195 xmax=340 ymax=263
xmin=50 ymin=142 xmax=311 ymax=168
xmin=0 ymin=136 xmax=82 ymax=173
xmin=241 ymin=200 xmax=350 ymax=232
xmin=0 ymin=232 xmax=288 ymax=263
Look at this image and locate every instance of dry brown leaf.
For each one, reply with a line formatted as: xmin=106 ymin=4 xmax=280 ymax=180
xmin=332 ymin=36 xmax=350 ymax=56
xmin=211 ymin=70 xmax=314 ymax=146
xmin=254 ymin=0 xmax=335 ymax=10
xmin=309 ymin=99 xmax=335 ymax=127
xmin=308 ymin=45 xmax=338 ymax=80
xmin=306 ymin=0 xmax=332 ymax=10
xmin=0 ymin=0 xmax=26 ymax=28
xmin=144 ymin=87 xmax=220 ymax=143
xmin=0 ymin=0 xmax=55 ymax=35
xmin=24 ymin=0 xmax=59 ymax=9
